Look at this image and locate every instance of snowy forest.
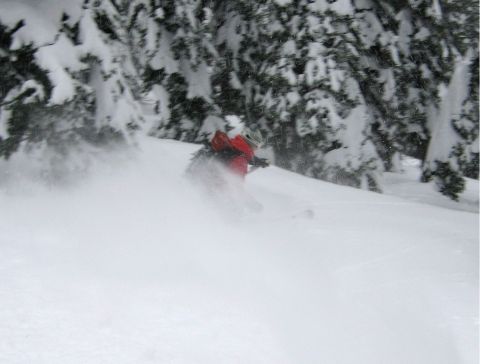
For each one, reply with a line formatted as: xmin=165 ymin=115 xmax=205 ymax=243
xmin=0 ymin=2 xmax=478 ymax=363
xmin=0 ymin=0 xmax=478 ymax=199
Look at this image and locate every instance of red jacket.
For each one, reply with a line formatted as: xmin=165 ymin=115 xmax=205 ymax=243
xmin=227 ymin=135 xmax=255 ymax=178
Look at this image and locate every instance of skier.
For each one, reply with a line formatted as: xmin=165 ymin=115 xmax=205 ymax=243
xmin=186 ymin=127 xmax=269 ymax=214
xmin=186 ymin=127 xmax=269 ymax=185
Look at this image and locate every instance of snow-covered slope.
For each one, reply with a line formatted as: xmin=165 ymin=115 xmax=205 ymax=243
xmin=0 ymin=137 xmax=478 ymax=364
xmin=383 ymin=156 xmax=479 ymax=214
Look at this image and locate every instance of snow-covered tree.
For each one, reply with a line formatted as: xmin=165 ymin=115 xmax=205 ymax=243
xmin=0 ymin=0 xmax=477 ymax=198
xmin=0 ymin=0 xmax=145 ymax=179
xmin=131 ymin=0 xmax=223 ymax=142
xmin=396 ymin=0 xmax=479 ymax=199
xmin=0 ymin=20 xmax=51 ymax=158
xmin=422 ymin=50 xmax=477 ymax=200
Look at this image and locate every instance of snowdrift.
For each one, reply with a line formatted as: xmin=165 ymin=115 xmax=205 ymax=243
xmin=0 ymin=137 xmax=478 ymax=364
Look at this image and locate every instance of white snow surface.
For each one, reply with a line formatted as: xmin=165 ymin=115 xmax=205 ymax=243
xmin=0 ymin=137 xmax=478 ymax=364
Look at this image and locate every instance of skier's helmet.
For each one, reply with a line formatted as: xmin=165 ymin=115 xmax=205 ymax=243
xmin=241 ymin=127 xmax=264 ymax=148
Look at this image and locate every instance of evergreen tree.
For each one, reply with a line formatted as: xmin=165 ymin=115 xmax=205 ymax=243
xmin=0 ymin=20 xmax=52 ymax=158
xmin=422 ymin=49 xmax=477 ymax=200
xmin=131 ymin=0 xmax=221 ymax=142
xmin=0 ymin=0 xmax=145 ymax=176
xmin=402 ymin=0 xmax=479 ymax=199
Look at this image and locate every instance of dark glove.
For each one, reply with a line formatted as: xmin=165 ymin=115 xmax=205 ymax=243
xmin=251 ymin=156 xmax=270 ymax=168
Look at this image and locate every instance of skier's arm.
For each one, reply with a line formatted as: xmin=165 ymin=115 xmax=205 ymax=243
xmin=249 ymin=156 xmax=270 ymax=168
